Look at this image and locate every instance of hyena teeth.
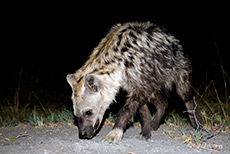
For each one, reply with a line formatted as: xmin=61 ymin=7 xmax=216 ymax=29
xmin=67 ymin=21 xmax=203 ymax=142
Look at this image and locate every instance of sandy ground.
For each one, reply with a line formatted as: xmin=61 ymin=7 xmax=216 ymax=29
xmin=0 ymin=123 xmax=229 ymax=154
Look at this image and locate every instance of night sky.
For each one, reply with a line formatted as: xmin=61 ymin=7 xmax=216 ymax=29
xmin=1 ymin=4 xmax=229 ymax=103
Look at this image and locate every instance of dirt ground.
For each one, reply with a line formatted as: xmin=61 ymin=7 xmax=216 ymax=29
xmin=0 ymin=122 xmax=229 ymax=154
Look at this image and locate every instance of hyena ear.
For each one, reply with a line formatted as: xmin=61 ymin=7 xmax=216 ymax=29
xmin=84 ymin=74 xmax=103 ymax=92
xmin=66 ymin=74 xmax=77 ymax=88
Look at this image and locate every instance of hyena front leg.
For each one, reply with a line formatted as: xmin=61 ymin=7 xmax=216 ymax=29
xmin=103 ymin=96 xmax=140 ymax=143
xmin=138 ymin=104 xmax=151 ymax=139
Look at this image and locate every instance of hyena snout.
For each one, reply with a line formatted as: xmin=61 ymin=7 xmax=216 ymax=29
xmin=78 ymin=118 xmax=100 ymax=139
xmin=79 ymin=126 xmax=94 ymax=139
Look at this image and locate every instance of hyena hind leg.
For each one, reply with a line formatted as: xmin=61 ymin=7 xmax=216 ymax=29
xmin=176 ymin=81 xmax=203 ymax=129
xmin=151 ymin=98 xmax=168 ymax=131
xmin=184 ymin=99 xmax=203 ymax=129
xmin=138 ymin=104 xmax=151 ymax=139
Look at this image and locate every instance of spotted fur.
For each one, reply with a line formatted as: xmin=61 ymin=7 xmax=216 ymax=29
xmin=67 ymin=21 xmax=202 ymax=142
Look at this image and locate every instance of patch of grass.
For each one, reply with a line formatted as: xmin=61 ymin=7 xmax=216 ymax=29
xmin=106 ymin=112 xmax=116 ymax=123
xmin=0 ymin=89 xmax=73 ymax=127
xmin=46 ymin=107 xmax=73 ymax=124
xmin=165 ymin=110 xmax=189 ymax=127
xmin=194 ymin=68 xmax=230 ymax=126
xmin=191 ymin=129 xmax=203 ymax=144
xmin=25 ymin=106 xmax=74 ymax=126
xmin=27 ymin=106 xmax=45 ymax=126
xmin=0 ymin=103 xmax=73 ymax=127
xmin=198 ymin=38 xmax=230 ymax=126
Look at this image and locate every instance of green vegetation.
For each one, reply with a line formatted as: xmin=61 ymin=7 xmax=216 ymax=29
xmin=0 ymin=88 xmax=73 ymax=127
xmin=195 ymin=65 xmax=230 ymax=126
xmin=0 ymin=102 xmax=73 ymax=127
xmin=165 ymin=110 xmax=189 ymax=127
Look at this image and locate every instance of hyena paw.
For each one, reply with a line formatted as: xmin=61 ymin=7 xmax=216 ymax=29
xmin=102 ymin=128 xmax=123 ymax=143
xmin=152 ymin=124 xmax=159 ymax=131
xmin=140 ymin=130 xmax=151 ymax=140
xmin=151 ymin=121 xmax=160 ymax=131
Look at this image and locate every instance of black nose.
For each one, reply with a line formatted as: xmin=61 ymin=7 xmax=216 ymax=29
xmin=79 ymin=126 xmax=94 ymax=139
xmin=81 ymin=130 xmax=88 ymax=137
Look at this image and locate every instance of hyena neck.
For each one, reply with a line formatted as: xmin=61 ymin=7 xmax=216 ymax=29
xmin=92 ymin=69 xmax=124 ymax=104
xmin=76 ymin=24 xmax=128 ymax=103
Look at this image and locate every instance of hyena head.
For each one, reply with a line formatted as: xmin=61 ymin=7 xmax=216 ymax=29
xmin=67 ymin=73 xmax=104 ymax=139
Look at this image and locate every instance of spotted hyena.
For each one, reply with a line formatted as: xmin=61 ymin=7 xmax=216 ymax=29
xmin=67 ymin=21 xmax=202 ymax=143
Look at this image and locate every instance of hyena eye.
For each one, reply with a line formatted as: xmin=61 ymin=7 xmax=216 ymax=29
xmin=85 ymin=110 xmax=92 ymax=116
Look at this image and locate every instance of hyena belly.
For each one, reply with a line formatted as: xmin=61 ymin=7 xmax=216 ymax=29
xmin=67 ymin=21 xmax=203 ymax=143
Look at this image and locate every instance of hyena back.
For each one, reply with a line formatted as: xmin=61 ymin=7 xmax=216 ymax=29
xmin=67 ymin=21 xmax=202 ymax=142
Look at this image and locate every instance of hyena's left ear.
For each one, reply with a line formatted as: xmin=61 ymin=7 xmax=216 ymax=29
xmin=84 ymin=74 xmax=103 ymax=92
xmin=66 ymin=74 xmax=77 ymax=88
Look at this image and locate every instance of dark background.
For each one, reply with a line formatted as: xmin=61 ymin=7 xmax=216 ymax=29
xmin=1 ymin=4 xmax=229 ymax=105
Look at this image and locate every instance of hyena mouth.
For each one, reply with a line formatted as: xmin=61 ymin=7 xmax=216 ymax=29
xmin=94 ymin=119 xmax=100 ymax=130
xmin=79 ymin=119 xmax=100 ymax=139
